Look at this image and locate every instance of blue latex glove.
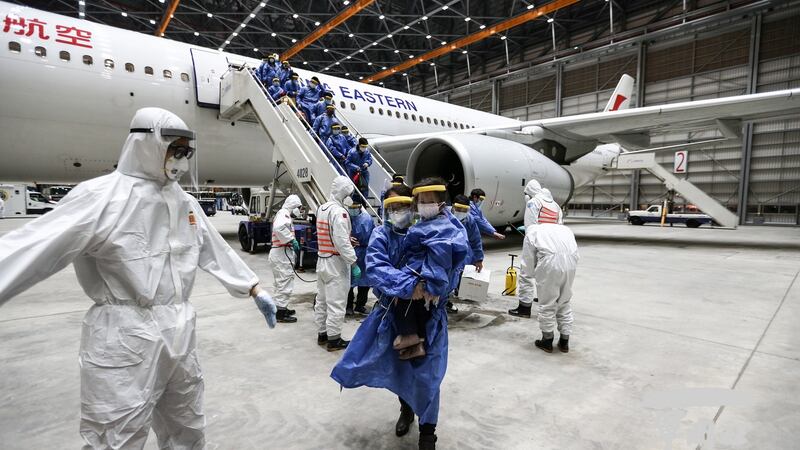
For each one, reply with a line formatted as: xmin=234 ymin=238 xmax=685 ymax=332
xmin=516 ymin=225 xmax=526 ymax=233
xmin=291 ymin=240 xmax=301 ymax=251
xmin=253 ymin=291 xmax=277 ymax=329
xmin=351 ymin=265 xmax=362 ymax=280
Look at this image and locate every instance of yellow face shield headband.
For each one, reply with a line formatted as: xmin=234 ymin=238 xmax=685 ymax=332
xmin=383 ymin=196 xmax=413 ymax=208
xmin=412 ymin=185 xmax=447 ymax=196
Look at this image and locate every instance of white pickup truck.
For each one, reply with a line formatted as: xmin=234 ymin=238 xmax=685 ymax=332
xmin=0 ymin=184 xmax=57 ymax=216
xmin=627 ymin=204 xmax=713 ymax=228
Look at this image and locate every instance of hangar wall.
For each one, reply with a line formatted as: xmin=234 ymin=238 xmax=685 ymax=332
xmin=434 ymin=6 xmax=800 ymax=225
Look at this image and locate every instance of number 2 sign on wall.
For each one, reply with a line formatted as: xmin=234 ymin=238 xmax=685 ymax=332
xmin=674 ymin=150 xmax=688 ymax=174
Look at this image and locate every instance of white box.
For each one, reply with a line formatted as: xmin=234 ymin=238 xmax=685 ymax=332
xmin=458 ymin=265 xmax=491 ymax=302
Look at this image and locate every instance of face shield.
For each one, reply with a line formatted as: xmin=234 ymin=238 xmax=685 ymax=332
xmin=157 ymin=127 xmax=198 ymax=190
xmin=383 ymin=195 xmax=414 ymax=230
xmin=412 ymin=184 xmax=447 ymax=221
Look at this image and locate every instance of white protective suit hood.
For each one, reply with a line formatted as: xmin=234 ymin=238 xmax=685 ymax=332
xmin=524 ymin=179 xmax=544 ymax=199
xmin=281 ymin=194 xmax=302 ymax=211
xmin=539 ymin=188 xmax=554 ymax=202
xmin=330 ymin=175 xmax=355 ymax=205
xmin=117 ymin=108 xmax=195 ymax=185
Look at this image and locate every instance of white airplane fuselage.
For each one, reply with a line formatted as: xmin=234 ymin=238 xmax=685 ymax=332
xmin=0 ymin=1 xmax=524 ymax=186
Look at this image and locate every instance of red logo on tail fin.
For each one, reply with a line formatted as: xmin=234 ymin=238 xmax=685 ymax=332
xmin=610 ymin=95 xmax=628 ymax=112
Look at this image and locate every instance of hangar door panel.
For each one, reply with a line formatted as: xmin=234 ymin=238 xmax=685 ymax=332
xmin=190 ymin=48 xmax=229 ymax=108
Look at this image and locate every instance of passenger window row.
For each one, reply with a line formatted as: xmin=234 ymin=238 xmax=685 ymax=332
xmin=8 ymin=41 xmax=190 ymax=82
xmin=366 ymin=104 xmax=474 ymax=129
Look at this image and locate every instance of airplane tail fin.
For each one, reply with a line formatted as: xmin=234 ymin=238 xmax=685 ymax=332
xmin=604 ymin=74 xmax=634 ymax=112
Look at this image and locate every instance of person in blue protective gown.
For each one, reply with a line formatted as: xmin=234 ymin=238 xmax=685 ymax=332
xmin=309 ymin=91 xmax=334 ymax=124
xmin=278 ymin=60 xmax=293 ymax=84
xmin=283 ymin=72 xmax=301 ymax=103
xmin=324 ymin=123 xmax=350 ymax=174
xmin=255 ymin=54 xmax=279 ymax=85
xmin=313 ymin=104 xmax=340 ymax=143
xmin=346 ymin=199 xmax=375 ymax=316
xmin=267 ymin=77 xmax=285 ymax=101
xmin=446 ymin=194 xmax=484 ymax=313
xmin=346 ymin=137 xmax=374 ymax=200
xmin=468 ymin=188 xmax=506 ymax=240
xmin=341 ymin=125 xmax=357 ymax=150
xmin=297 ymin=76 xmax=323 ymax=123
xmin=331 ymin=179 xmax=468 ymax=450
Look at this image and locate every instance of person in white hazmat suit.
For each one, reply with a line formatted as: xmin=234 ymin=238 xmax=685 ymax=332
xmin=315 ymin=176 xmax=360 ymax=352
xmin=0 ymin=107 xmax=278 ymax=449
xmin=509 ymin=180 xmax=564 ymax=319
xmin=269 ymin=194 xmax=303 ymax=323
xmin=526 ymin=221 xmax=579 ymax=353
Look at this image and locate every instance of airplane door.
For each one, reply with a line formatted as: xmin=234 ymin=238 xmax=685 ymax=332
xmin=190 ymin=48 xmax=229 ymax=108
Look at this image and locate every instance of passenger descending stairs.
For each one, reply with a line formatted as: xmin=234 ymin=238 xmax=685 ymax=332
xmin=218 ymin=65 xmax=395 ymax=222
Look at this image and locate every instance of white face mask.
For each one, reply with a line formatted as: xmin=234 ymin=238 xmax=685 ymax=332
xmin=164 ymin=156 xmax=189 ymax=181
xmin=389 ymin=210 xmax=413 ymax=229
xmin=417 ymin=203 xmax=441 ymax=220
xmin=348 ymin=207 xmax=361 ymax=216
xmin=454 ymin=211 xmax=468 ymax=222
xmin=342 ymin=196 xmax=354 ymax=207
xmin=524 ymin=194 xmax=531 ymax=202
xmin=291 ymin=207 xmax=301 ymax=217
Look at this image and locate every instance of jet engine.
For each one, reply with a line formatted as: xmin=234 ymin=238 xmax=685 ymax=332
xmin=405 ymin=134 xmax=574 ymax=226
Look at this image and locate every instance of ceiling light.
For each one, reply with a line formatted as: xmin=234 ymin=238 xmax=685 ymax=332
xmin=358 ymin=49 xmax=364 ymax=53
xmin=403 ymin=73 xmax=407 ymax=77
xmin=359 ymin=76 xmax=363 ymax=80
xmin=394 ymin=49 xmax=399 ymax=53
xmin=159 ymin=0 xmax=165 ymax=3
xmin=292 ymin=38 xmax=297 ymax=43
xmin=254 ymin=48 xmax=259 ymax=51
xmin=302 ymin=61 xmax=308 ymax=65
xmin=241 ymin=23 xmax=246 ymax=28
xmin=379 ymin=82 xmax=384 ymax=85
xmin=315 ymin=21 xmax=321 ymax=26
xmin=344 ymin=0 xmax=350 ymax=4
xmin=379 ymin=15 xmax=385 ymax=20
xmin=324 ymin=67 xmax=329 ymax=71
xmin=462 ymin=50 xmax=467 ymax=54
xmin=403 ymin=25 xmax=409 ymax=30
xmin=194 ymin=31 xmax=199 ymax=36
xmin=260 ymin=2 xmax=266 ymax=6
xmin=372 ymin=42 xmax=378 ymax=46
xmin=479 ymin=24 xmax=486 ymax=29
xmin=271 ymin=32 xmax=277 ymax=37
xmin=292 ymin=13 xmax=299 ymax=18
xmin=250 ymin=13 xmax=256 ymax=18
xmin=574 ymin=46 xmax=579 ymax=50
xmin=218 ymin=47 xmax=222 ymax=51
xmin=547 ymin=18 xmax=554 ymax=23
xmin=323 ymin=48 xmax=329 ymax=52
xmin=170 ymin=14 xmax=174 ymax=18
xmin=121 ymin=12 xmax=128 ymax=17
xmin=381 ymin=66 xmax=386 ymax=69
xmin=224 ymin=40 xmax=230 ymax=44
xmin=422 ymin=15 xmax=428 ymax=20
xmin=464 ymin=17 xmax=471 ymax=22
xmin=391 ymin=69 xmax=396 ymax=73
xmin=232 ymin=32 xmax=238 ymax=36
xmin=348 ymin=33 xmax=354 ymax=38
xmin=207 ymin=13 xmax=213 ymax=18
xmin=425 ymin=35 xmax=431 ymax=39
xmin=500 ymin=35 xmax=507 ymax=40
xmin=79 ymin=0 xmax=85 ymax=4
xmin=429 ymin=62 xmax=435 ymax=66
xmin=527 ymin=4 xmax=534 ymax=9
xmin=335 ymin=62 xmax=340 ymax=65
xmin=367 ymin=62 xmax=373 ymax=66
xmin=160 ymin=32 xmax=165 ymax=36
xmin=441 ymin=41 xmax=447 ymax=45
xmin=442 ymin=5 xmax=449 ymax=10
xmin=79 ymin=11 xmax=85 ymax=17
xmin=408 ymin=54 xmax=413 ymax=59
xmin=149 ymin=19 xmax=156 ymax=25
xmin=387 ymin=34 xmax=393 ymax=38
xmin=345 ymin=72 xmax=350 ymax=76
xmin=346 ymin=55 xmax=352 ymax=59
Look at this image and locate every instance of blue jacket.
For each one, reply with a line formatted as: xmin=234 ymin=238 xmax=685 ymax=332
xmin=278 ymin=66 xmax=293 ymax=84
xmin=283 ymin=79 xmax=301 ymax=98
xmin=343 ymin=133 xmax=357 ymax=149
xmin=255 ymin=61 xmax=278 ymax=84
xmin=325 ymin=133 xmax=351 ymax=165
xmin=457 ymin=213 xmax=484 ymax=264
xmin=469 ymin=201 xmax=497 ymax=236
xmin=350 ymin=212 xmax=375 ymax=287
xmin=297 ymin=84 xmax=322 ymax=107
xmin=345 ymin=148 xmax=373 ymax=178
xmin=267 ymin=84 xmax=285 ymax=101
xmin=313 ymin=114 xmax=339 ymax=142
xmin=402 ymin=213 xmax=470 ymax=298
xmin=331 ymin=219 xmax=467 ymax=425
xmin=308 ymin=101 xmax=328 ymax=123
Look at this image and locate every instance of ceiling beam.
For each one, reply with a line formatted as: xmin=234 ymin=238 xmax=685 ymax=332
xmin=281 ymin=0 xmax=376 ymax=59
xmin=364 ymin=0 xmax=582 ymax=83
xmin=155 ymin=0 xmax=181 ymax=36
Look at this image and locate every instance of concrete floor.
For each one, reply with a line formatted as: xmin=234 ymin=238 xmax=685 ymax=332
xmin=1 ymin=214 xmax=799 ymax=449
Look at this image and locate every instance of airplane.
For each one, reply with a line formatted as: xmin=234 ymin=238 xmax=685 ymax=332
xmin=2 ymin=1 xmax=799 ymax=227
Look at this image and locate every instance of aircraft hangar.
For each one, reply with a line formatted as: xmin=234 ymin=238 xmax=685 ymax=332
xmin=1 ymin=1 xmax=799 ymax=449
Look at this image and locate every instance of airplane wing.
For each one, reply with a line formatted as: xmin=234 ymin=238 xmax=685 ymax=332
xmin=371 ymin=87 xmax=800 ymax=163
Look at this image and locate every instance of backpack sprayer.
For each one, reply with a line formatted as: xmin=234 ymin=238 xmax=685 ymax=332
xmin=502 ymin=253 xmax=519 ymax=296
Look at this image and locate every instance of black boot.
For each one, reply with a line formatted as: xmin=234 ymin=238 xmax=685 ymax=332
xmin=276 ymin=308 xmax=297 ymax=323
xmin=558 ymin=335 xmax=569 ymax=353
xmin=354 ymin=305 xmax=369 ymax=315
xmin=419 ymin=434 xmax=437 ymax=450
xmin=285 ymin=308 xmax=296 ymax=315
xmin=535 ymin=332 xmax=554 ymax=353
xmin=317 ymin=333 xmax=328 ymax=346
xmin=446 ymin=301 xmax=458 ymax=314
xmin=508 ymin=301 xmax=532 ymax=318
xmin=395 ymin=400 xmax=415 ymax=437
xmin=326 ymin=337 xmax=349 ymax=352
